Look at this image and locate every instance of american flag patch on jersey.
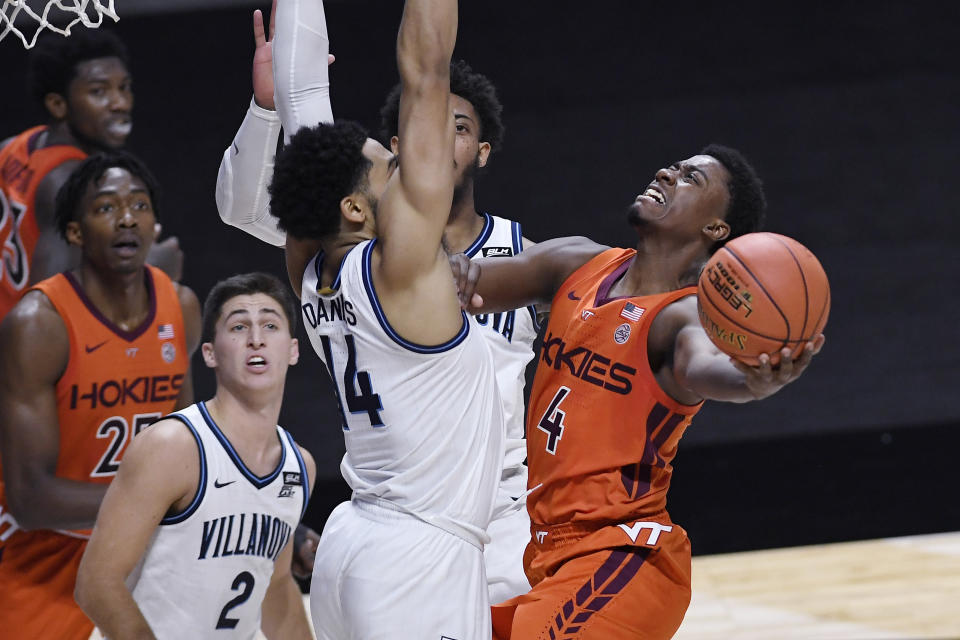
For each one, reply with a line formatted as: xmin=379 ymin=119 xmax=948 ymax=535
xmin=157 ymin=324 xmax=175 ymax=339
xmin=620 ymin=302 xmax=645 ymax=322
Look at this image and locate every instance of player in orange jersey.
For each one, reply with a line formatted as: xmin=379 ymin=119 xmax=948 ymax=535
xmin=0 ymin=29 xmax=181 ymax=323
xmin=453 ymin=144 xmax=825 ymax=639
xmin=0 ymin=151 xmax=201 ymax=640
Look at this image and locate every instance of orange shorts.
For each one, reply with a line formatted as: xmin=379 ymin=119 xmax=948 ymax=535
xmin=492 ymin=519 xmax=691 ymax=639
xmin=0 ymin=529 xmax=94 ymax=640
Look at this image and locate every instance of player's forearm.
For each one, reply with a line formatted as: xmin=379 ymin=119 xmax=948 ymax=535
xmin=272 ymin=0 xmax=334 ymax=143
xmin=678 ymin=352 xmax=757 ymax=404
xmin=261 ymin=574 xmax=312 ymax=640
xmin=215 ymin=98 xmax=287 ymax=247
xmin=397 ymin=0 xmax=457 ymax=82
xmin=4 ymin=475 xmax=108 ymax=530
xmin=75 ymin=575 xmax=156 ymax=640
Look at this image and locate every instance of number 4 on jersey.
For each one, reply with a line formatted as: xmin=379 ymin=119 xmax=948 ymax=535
xmin=537 ymin=386 xmax=570 ymax=455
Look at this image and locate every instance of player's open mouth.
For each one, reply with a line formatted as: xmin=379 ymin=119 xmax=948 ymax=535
xmin=640 ymin=186 xmax=665 ymax=205
xmin=112 ymin=237 xmax=140 ymax=257
xmin=247 ymin=356 xmax=267 ymax=369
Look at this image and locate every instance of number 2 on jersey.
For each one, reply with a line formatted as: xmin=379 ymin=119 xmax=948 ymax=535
xmin=537 ymin=386 xmax=571 ymax=455
xmin=318 ymin=334 xmax=384 ymax=429
xmin=216 ymin=571 xmax=255 ymax=629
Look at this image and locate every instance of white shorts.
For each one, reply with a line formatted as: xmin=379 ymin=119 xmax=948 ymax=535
xmin=311 ymin=500 xmax=491 ymax=640
xmin=484 ymin=485 xmax=532 ymax=604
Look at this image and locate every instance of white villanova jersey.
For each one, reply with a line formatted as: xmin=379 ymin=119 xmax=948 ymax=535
xmin=128 ymin=402 xmax=309 ymax=639
xmin=465 ymin=213 xmax=539 ymax=487
xmin=301 ymin=239 xmax=504 ymax=546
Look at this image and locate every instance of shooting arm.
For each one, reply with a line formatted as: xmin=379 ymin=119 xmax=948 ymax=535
xmin=0 ymin=293 xmax=106 ymax=530
xmin=75 ymin=419 xmax=198 ymax=640
xmin=669 ymin=296 xmax=824 ymax=403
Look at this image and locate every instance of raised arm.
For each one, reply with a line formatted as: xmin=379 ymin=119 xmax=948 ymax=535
xmin=0 ymin=293 xmax=107 ymax=530
xmin=75 ymin=419 xmax=199 ymax=640
xmin=367 ymin=0 xmax=462 ymax=344
xmin=216 ymin=0 xmax=335 ymax=247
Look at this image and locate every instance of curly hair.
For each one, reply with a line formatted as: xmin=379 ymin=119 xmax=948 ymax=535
xmin=27 ymin=29 xmax=130 ymax=109
xmin=269 ymin=121 xmax=371 ymax=239
xmin=201 ymin=272 xmax=300 ymax=343
xmin=54 ymin=151 xmax=161 ymax=239
xmin=701 ymin=144 xmax=766 ymax=248
xmin=379 ymin=59 xmax=505 ymax=151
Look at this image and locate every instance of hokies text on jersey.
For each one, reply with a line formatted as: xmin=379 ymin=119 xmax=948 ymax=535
xmin=539 ymin=332 xmax=636 ymax=395
xmin=69 ymin=374 xmax=184 ymax=409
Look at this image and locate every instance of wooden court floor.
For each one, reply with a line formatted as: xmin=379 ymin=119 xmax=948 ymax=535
xmin=675 ymin=531 xmax=960 ymax=639
xmin=96 ymin=531 xmax=960 ymax=639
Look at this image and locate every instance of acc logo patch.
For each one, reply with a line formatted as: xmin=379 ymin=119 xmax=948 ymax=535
xmin=614 ymin=323 xmax=631 ymax=344
xmin=161 ymin=342 xmax=176 ymax=363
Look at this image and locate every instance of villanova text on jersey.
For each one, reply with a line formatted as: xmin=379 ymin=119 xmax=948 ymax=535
xmin=197 ymin=512 xmax=292 ymax=562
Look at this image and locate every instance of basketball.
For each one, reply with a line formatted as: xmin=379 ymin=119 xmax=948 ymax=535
xmin=697 ymin=232 xmax=830 ymax=366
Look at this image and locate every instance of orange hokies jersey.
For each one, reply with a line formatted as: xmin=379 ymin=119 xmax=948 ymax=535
xmin=0 ymin=265 xmax=187 ymax=540
xmin=0 ymin=266 xmax=187 ymax=639
xmin=525 ymin=248 xmax=704 ymax=528
xmin=0 ymin=126 xmax=87 ymax=319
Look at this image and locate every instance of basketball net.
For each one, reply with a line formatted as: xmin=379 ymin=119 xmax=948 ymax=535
xmin=1 ymin=0 xmax=118 ymax=49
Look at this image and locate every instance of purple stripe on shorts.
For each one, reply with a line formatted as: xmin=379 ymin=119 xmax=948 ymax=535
xmin=576 ymin=581 xmax=593 ymax=606
xmin=563 ymin=600 xmax=574 ymax=620
xmin=601 ymin=548 xmax=651 ymax=595
xmin=572 ymin=611 xmax=594 ymax=624
xmin=593 ymin=549 xmax=628 ymax=589
xmin=586 ymin=595 xmax=613 ymax=611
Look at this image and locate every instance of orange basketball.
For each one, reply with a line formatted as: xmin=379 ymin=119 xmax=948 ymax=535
xmin=697 ymin=232 xmax=830 ymax=366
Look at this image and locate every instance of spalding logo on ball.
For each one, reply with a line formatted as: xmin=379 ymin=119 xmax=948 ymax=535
xmin=697 ymin=232 xmax=830 ymax=366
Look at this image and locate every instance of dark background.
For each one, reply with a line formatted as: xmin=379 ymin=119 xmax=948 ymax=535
xmin=2 ymin=0 xmax=958 ymax=555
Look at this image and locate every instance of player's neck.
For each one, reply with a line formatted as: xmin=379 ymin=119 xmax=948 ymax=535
xmin=442 ymin=195 xmax=484 ymax=255
xmin=72 ymin=263 xmax=150 ymax=331
xmin=319 ymin=232 xmax=369 ymax=288
xmin=203 ymin=393 xmax=284 ymax=472
xmin=612 ymin=237 xmax=706 ymax=297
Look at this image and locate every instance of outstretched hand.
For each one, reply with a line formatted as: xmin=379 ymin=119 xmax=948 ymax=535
xmin=449 ymin=253 xmax=483 ymax=312
xmin=252 ymin=0 xmax=335 ymax=111
xmin=731 ymin=334 xmax=826 ymax=400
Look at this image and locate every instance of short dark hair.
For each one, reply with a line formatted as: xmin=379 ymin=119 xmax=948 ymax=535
xmin=27 ymin=29 xmax=130 ymax=109
xmin=202 ymin=272 xmax=299 ymax=343
xmin=54 ymin=151 xmax=161 ymax=239
xmin=701 ymin=143 xmax=766 ymax=248
xmin=379 ymin=59 xmax=505 ymax=152
xmin=269 ymin=120 xmax=370 ymax=239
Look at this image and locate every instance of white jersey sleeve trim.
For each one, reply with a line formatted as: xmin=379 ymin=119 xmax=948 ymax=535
xmin=283 ymin=429 xmax=311 ymax=522
xmin=159 ymin=413 xmax=208 ymax=525
xmin=360 ymin=240 xmax=471 ymax=354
